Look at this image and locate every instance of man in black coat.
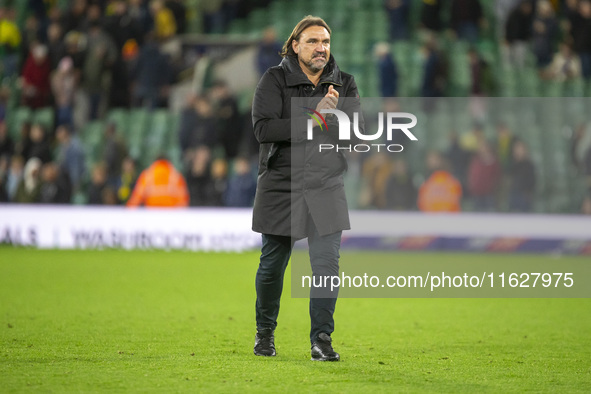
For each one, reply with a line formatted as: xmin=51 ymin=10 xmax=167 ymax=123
xmin=251 ymin=16 xmax=361 ymax=362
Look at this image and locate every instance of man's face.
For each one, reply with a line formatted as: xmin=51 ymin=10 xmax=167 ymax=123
xmin=293 ymin=25 xmax=331 ymax=73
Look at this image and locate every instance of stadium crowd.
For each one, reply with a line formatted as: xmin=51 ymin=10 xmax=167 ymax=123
xmin=0 ymin=0 xmax=590 ymax=213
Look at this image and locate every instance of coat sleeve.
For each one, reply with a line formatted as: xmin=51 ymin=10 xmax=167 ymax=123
xmin=252 ymin=70 xmax=307 ymax=143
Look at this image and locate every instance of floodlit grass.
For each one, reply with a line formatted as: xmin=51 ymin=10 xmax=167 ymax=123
xmin=1 ymin=249 xmax=590 ymax=392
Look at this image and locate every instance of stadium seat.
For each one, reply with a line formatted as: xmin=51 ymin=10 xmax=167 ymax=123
xmin=32 ymin=107 xmax=54 ymax=130
xmin=6 ymin=106 xmax=32 ymax=141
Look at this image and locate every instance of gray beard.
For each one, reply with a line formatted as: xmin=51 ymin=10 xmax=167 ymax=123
xmin=304 ymin=58 xmax=327 ymax=73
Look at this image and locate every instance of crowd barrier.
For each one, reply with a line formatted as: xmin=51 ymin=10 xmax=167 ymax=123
xmin=1 ymin=206 xmax=590 ymax=254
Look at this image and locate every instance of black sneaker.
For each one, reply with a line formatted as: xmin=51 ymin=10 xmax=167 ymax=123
xmin=311 ymin=333 xmax=340 ymax=361
xmin=253 ymin=328 xmax=276 ymax=357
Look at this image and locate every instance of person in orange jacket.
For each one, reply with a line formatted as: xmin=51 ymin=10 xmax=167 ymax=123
xmin=418 ymin=151 xmax=463 ymax=212
xmin=126 ymin=157 xmax=189 ymax=207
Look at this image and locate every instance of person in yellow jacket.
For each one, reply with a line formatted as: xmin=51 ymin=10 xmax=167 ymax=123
xmin=0 ymin=6 xmax=22 ymax=77
xmin=149 ymin=0 xmax=176 ymax=40
xmin=126 ymin=157 xmax=189 ymax=207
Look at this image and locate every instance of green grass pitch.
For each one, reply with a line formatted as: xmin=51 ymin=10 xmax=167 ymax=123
xmin=1 ymin=249 xmax=590 ymax=392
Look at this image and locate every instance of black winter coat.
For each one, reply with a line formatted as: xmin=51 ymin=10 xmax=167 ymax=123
xmin=251 ymin=55 xmax=361 ymax=238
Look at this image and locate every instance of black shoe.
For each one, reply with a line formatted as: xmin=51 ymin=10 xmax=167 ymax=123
xmin=311 ymin=333 xmax=340 ymax=361
xmin=254 ymin=328 xmax=276 ymax=357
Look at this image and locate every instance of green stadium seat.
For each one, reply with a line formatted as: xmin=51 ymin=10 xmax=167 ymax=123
xmin=32 ymin=107 xmax=54 ymax=131
xmin=7 ymin=106 xmax=32 ymax=141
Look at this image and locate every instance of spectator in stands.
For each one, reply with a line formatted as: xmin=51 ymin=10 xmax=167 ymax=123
xmin=468 ymin=47 xmax=496 ymax=95
xmin=238 ymin=107 xmax=259 ymax=162
xmin=13 ymin=157 xmax=42 ymax=203
xmin=504 ymin=1 xmax=534 ymax=69
xmin=83 ymin=20 xmax=118 ymax=119
xmin=446 ymin=130 xmax=472 ymax=194
xmin=359 ymin=151 xmax=392 ymax=209
xmin=39 ymin=162 xmax=72 ymax=204
xmin=571 ymin=0 xmax=591 ymax=80
xmin=0 ymin=6 xmax=22 ymax=78
xmin=116 ymin=156 xmax=138 ymax=204
xmin=27 ymin=123 xmax=52 ymax=164
xmin=582 ymin=191 xmax=591 ymax=214
xmin=126 ymin=156 xmax=189 ymax=207
xmin=87 ymin=162 xmax=108 ymax=204
xmin=420 ymin=0 xmax=444 ymax=32
xmin=0 ymin=120 xmax=14 ymax=160
xmin=209 ymin=80 xmax=241 ymax=159
xmin=256 ymin=27 xmax=283 ymax=77
xmin=149 ymin=0 xmax=176 ymax=41
xmin=209 ymin=157 xmax=228 ymax=206
xmin=14 ymin=122 xmax=32 ymax=159
xmin=468 ymin=141 xmax=502 ymax=211
xmin=47 ymin=22 xmax=66 ymax=70
xmin=494 ymin=0 xmax=522 ymax=39
xmin=224 ymin=157 xmax=256 ymax=207
xmin=418 ymin=151 xmax=463 ymax=212
xmin=583 ymin=141 xmax=591 ymax=189
xmin=165 ymin=0 xmax=187 ymax=34
xmin=531 ymin=0 xmax=558 ymax=70
xmin=384 ymin=158 xmax=417 ymax=210
xmin=128 ymin=0 xmax=152 ymax=37
xmin=20 ymin=14 xmax=42 ymax=67
xmin=51 ymin=56 xmax=78 ymax=127
xmin=420 ymin=37 xmax=447 ymax=99
xmin=385 ymin=0 xmax=410 ymax=41
xmin=102 ymin=122 xmax=127 ymax=187
xmin=203 ymin=0 xmax=226 ymax=34
xmin=21 ymin=42 xmax=52 ymax=109
xmin=178 ymin=94 xmax=217 ymax=159
xmin=5 ymin=155 xmax=24 ymax=201
xmin=55 ymin=124 xmax=86 ymax=193
xmin=104 ymin=0 xmax=144 ymax=50
xmin=570 ymin=123 xmax=589 ymax=173
xmin=375 ymin=42 xmax=399 ymax=97
xmin=0 ymin=86 xmax=8 ymax=120
xmin=508 ymin=139 xmax=536 ymax=212
xmin=0 ymin=156 xmax=7 ymax=201
xmin=132 ymin=34 xmax=171 ymax=108
xmin=79 ymin=3 xmax=103 ymax=33
xmin=450 ymin=0 xmax=484 ymax=43
xmin=61 ymin=0 xmax=88 ymax=34
xmin=186 ymin=146 xmax=213 ymax=206
xmin=494 ymin=122 xmax=517 ymax=174
xmin=542 ymin=41 xmax=582 ymax=81
xmin=102 ymin=186 xmax=119 ymax=205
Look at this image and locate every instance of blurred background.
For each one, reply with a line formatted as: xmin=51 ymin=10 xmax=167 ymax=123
xmin=1 ymin=0 xmax=591 ymax=214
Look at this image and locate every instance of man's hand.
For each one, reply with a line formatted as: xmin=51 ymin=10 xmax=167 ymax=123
xmin=315 ymin=85 xmax=339 ymax=112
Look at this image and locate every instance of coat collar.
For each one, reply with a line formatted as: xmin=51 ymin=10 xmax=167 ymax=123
xmin=281 ymin=55 xmax=343 ymax=87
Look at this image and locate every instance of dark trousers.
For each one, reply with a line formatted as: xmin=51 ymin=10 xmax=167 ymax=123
xmin=255 ymin=221 xmax=341 ymax=344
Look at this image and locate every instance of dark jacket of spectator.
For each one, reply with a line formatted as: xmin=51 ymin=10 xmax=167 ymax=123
xmin=0 ymin=124 xmax=14 ymax=159
xmin=377 ymin=49 xmax=398 ymax=97
xmin=385 ymin=173 xmax=416 ymax=210
xmin=531 ymin=5 xmax=558 ymax=67
xmin=505 ymin=3 xmax=533 ymax=42
xmin=420 ymin=0 xmax=443 ymax=31
xmin=509 ymin=157 xmax=536 ymax=211
xmin=450 ymin=0 xmax=482 ymax=41
xmin=27 ymin=139 xmax=52 ymax=164
xmin=571 ymin=9 xmax=591 ymax=54
xmin=39 ymin=163 xmax=72 ymax=204
xmin=385 ymin=0 xmax=410 ymax=40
